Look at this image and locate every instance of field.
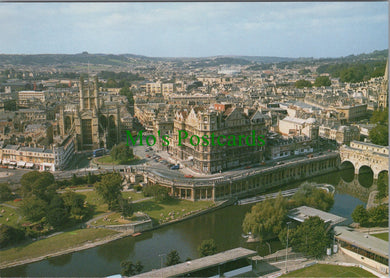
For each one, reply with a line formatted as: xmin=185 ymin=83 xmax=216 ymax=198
xmin=0 ymin=205 xmax=26 ymax=228
xmin=371 ymin=232 xmax=388 ymax=241
xmin=132 ymin=198 xmax=215 ymax=224
xmin=282 ymin=264 xmax=376 ymax=277
xmin=0 ymin=228 xmax=118 ymax=265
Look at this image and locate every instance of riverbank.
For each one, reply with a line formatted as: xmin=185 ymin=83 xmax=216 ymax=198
xmin=0 ymin=198 xmax=231 ymax=270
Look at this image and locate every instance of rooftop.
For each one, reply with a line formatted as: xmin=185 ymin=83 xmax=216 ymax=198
xmin=131 ymin=247 xmax=256 ymax=278
xmin=288 ymin=206 xmax=346 ymax=226
xmin=334 ymin=226 xmax=389 ymax=258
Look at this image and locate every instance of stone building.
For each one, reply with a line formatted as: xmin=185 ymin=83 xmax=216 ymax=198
xmin=58 ymin=77 xmax=121 ymax=151
xmin=169 ymin=104 xmax=268 ymax=173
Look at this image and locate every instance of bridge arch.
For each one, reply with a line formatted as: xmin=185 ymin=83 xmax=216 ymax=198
xmin=357 ymin=165 xmax=374 ymax=188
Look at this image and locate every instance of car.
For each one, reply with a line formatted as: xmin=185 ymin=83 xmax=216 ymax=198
xmin=145 ymin=149 xmax=149 ymax=152
xmin=170 ymin=164 xmax=180 ymax=170
xmin=184 ymin=174 xmax=194 ymax=178
xmin=245 ymin=166 xmax=252 ymax=169
xmin=145 ymin=154 xmax=150 ymax=158
xmin=318 ymin=152 xmax=323 ymax=155
xmin=307 ymin=154 xmax=313 ymax=158
xmin=276 ymin=161 xmax=285 ymax=165
xmin=260 ymin=162 xmax=266 ymax=166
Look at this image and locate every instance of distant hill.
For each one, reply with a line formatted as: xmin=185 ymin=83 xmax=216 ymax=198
xmin=0 ymin=49 xmax=387 ymax=68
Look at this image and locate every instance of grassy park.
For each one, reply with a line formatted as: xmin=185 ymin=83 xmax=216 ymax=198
xmin=0 ymin=228 xmax=118 ymax=266
xmin=282 ymin=264 xmax=376 ymax=277
xmin=95 ymin=155 xmax=140 ymax=165
xmin=371 ymin=232 xmax=388 ymax=241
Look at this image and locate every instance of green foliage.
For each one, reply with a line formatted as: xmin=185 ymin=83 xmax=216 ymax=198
xmin=0 ymin=224 xmax=25 ymax=248
xmin=20 ymin=197 xmax=47 ymax=222
xmin=62 ymin=191 xmax=91 ymax=221
xmin=370 ymin=108 xmax=388 ymax=125
xmin=287 ymin=216 xmax=332 ymax=259
xmin=242 ymin=193 xmax=288 ymax=242
xmin=133 ymin=184 xmax=142 ymax=192
xmin=119 ymin=197 xmax=133 ymax=217
xmin=295 ymin=79 xmax=312 ymax=88
xmin=0 ymin=183 xmax=13 ymax=201
xmin=20 ymin=171 xmax=56 ymax=200
xmin=316 ymin=60 xmax=387 ymax=83
xmin=165 ymin=250 xmax=181 ymax=266
xmin=95 ymin=173 xmax=122 ymax=210
xmin=377 ymin=172 xmax=389 ymax=199
xmin=119 ymin=86 xmax=134 ymax=105
xmin=198 ymin=239 xmax=217 ymax=257
xmin=369 ymin=125 xmax=388 ymax=146
xmin=368 ymin=205 xmax=388 ymax=226
xmin=120 ymin=260 xmax=143 ymax=276
xmin=352 ymin=205 xmax=369 ymax=226
xmin=314 ymin=76 xmax=331 ymax=87
xmin=291 ymin=183 xmax=334 ymax=211
xmin=111 ymin=143 xmax=134 ymax=164
xmin=142 ymin=184 xmax=171 ymax=202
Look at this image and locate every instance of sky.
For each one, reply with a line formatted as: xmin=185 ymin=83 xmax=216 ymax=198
xmin=0 ymin=2 xmax=388 ymax=58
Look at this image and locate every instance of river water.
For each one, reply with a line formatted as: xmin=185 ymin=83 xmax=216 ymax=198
xmin=1 ymin=168 xmax=374 ymax=277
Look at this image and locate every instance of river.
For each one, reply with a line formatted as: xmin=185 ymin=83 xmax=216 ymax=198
xmin=1 ymin=168 xmax=374 ymax=277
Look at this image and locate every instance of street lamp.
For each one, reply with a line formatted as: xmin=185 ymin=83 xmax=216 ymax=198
xmin=285 ymin=221 xmax=291 ymax=273
xmin=158 ymin=253 xmax=166 ymax=269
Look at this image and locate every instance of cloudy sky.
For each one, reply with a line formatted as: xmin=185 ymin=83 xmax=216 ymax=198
xmin=0 ymin=2 xmax=388 ymax=58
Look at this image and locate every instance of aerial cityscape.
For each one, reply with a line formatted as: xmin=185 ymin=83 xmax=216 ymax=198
xmin=0 ymin=2 xmax=388 ymax=278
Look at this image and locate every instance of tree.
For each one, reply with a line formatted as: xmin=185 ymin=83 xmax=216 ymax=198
xmin=119 ymin=197 xmax=133 ymax=217
xmin=95 ymin=173 xmax=122 ymax=210
xmin=314 ymin=76 xmax=331 ymax=87
xmin=377 ymin=172 xmax=389 ymax=199
xmin=198 ymin=239 xmax=217 ymax=257
xmin=20 ymin=197 xmax=47 ymax=222
xmin=0 ymin=183 xmax=12 ymax=201
xmin=46 ymin=195 xmax=69 ymax=228
xmin=165 ymin=250 xmax=181 ymax=266
xmin=242 ymin=193 xmax=288 ymax=242
xmin=369 ymin=125 xmax=388 ymax=146
xmin=285 ymin=216 xmax=332 ymax=259
xmin=20 ymin=171 xmax=55 ymax=200
xmin=291 ymin=183 xmax=334 ymax=212
xmin=352 ymin=205 xmax=369 ymax=226
xmin=142 ymin=184 xmax=170 ymax=202
xmin=111 ymin=143 xmax=134 ymax=163
xmin=0 ymin=224 xmax=25 ymax=248
xmin=62 ymin=191 xmax=91 ymax=221
xmin=120 ymin=260 xmax=143 ymax=276
xmin=368 ymin=205 xmax=388 ymax=226
xmin=295 ymin=79 xmax=312 ymax=88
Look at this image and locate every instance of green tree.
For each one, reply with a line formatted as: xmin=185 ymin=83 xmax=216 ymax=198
xmin=370 ymin=109 xmax=388 ymax=125
xmin=142 ymin=184 xmax=170 ymax=202
xmin=286 ymin=216 xmax=332 ymax=259
xmin=20 ymin=196 xmax=48 ymax=222
xmin=368 ymin=205 xmax=388 ymax=226
xmin=0 ymin=224 xmax=25 ymax=248
xmin=242 ymin=193 xmax=288 ymax=242
xmin=0 ymin=183 xmax=12 ymax=201
xmin=120 ymin=260 xmax=143 ymax=276
xmin=62 ymin=191 xmax=91 ymax=221
xmin=20 ymin=171 xmax=55 ymax=200
xmin=377 ymin=172 xmax=389 ymax=199
xmin=119 ymin=197 xmax=133 ymax=217
xmin=95 ymin=173 xmax=122 ymax=210
xmin=111 ymin=143 xmax=134 ymax=163
xmin=198 ymin=239 xmax=217 ymax=257
xmin=351 ymin=205 xmax=369 ymax=226
xmin=314 ymin=76 xmax=331 ymax=87
xmin=46 ymin=195 xmax=69 ymax=228
xmin=291 ymin=183 xmax=334 ymax=211
xmin=369 ymin=125 xmax=388 ymax=146
xmin=165 ymin=250 xmax=181 ymax=266
xmin=295 ymin=79 xmax=312 ymax=88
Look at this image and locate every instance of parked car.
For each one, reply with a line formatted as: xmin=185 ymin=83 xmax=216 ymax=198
xmin=276 ymin=161 xmax=285 ymax=165
xmin=170 ymin=164 xmax=180 ymax=170
xmin=184 ymin=174 xmax=194 ymax=178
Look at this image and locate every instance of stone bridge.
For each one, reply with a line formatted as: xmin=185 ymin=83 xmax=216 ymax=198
xmin=340 ymin=141 xmax=388 ymax=179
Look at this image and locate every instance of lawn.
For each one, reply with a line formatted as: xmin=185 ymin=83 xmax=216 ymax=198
xmin=92 ymin=212 xmax=148 ymax=226
xmin=0 ymin=228 xmax=118 ymax=265
xmin=95 ymin=155 xmax=140 ymax=165
xmin=371 ymin=232 xmax=388 ymax=241
xmin=132 ymin=199 xmax=215 ymax=224
xmin=282 ymin=264 xmax=376 ymax=277
xmin=0 ymin=205 xmax=26 ymax=228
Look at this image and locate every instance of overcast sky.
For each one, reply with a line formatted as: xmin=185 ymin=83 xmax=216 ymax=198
xmin=0 ymin=2 xmax=388 ymax=58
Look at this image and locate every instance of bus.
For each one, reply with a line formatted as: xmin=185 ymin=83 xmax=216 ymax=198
xmin=93 ymin=148 xmax=105 ymax=158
